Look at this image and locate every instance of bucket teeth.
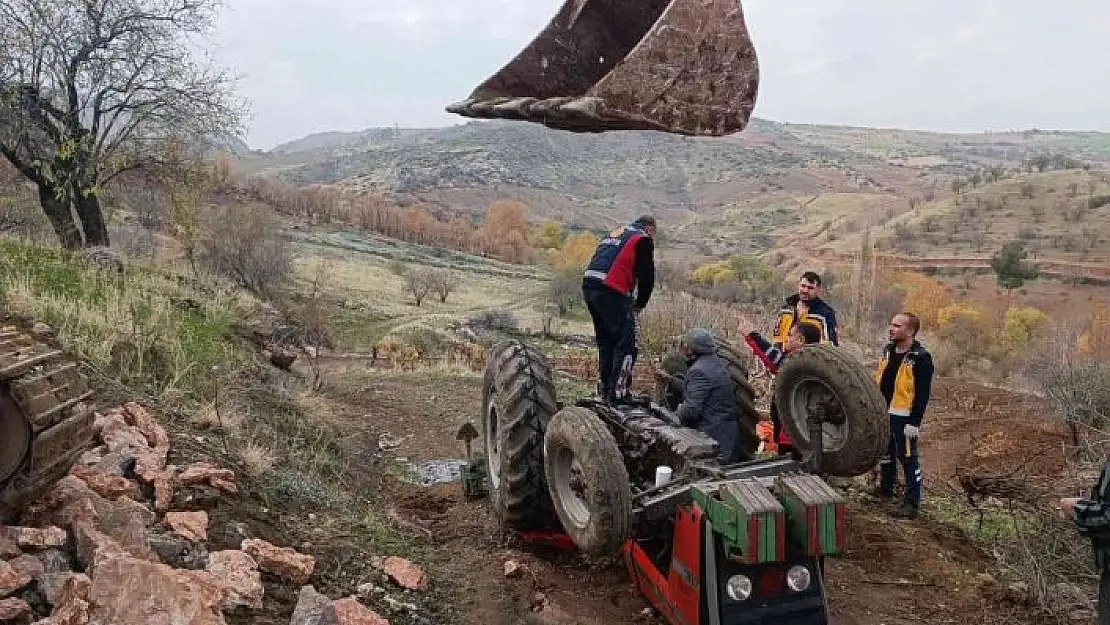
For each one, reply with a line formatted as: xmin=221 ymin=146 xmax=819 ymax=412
xmin=446 ymin=0 xmax=759 ymax=136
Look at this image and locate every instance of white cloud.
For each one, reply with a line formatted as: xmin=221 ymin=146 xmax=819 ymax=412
xmin=207 ymin=0 xmax=1110 ymax=149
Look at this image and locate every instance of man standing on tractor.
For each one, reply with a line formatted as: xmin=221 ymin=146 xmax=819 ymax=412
xmin=737 ymin=315 xmax=823 ymax=459
xmin=873 ymin=312 xmax=934 ymax=519
xmin=669 ymin=328 xmax=745 ymax=464
xmin=582 ymin=215 xmax=656 ymax=405
xmin=772 ymin=271 xmax=839 ymax=349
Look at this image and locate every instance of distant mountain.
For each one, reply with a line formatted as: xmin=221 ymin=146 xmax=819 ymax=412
xmin=233 ymin=119 xmax=1110 ymax=261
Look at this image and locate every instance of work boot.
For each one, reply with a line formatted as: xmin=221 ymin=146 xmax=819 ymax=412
xmin=892 ymin=503 xmax=919 ymax=519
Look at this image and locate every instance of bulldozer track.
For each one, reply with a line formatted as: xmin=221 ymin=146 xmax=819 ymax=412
xmin=0 ymin=323 xmax=96 ymax=523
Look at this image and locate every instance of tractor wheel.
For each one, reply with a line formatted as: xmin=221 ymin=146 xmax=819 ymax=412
xmin=773 ymin=343 xmax=888 ymax=477
xmin=543 ymin=406 xmax=631 ymax=556
xmin=481 ymin=339 xmax=559 ymax=531
xmin=0 ymin=322 xmax=96 ymax=523
xmin=654 ymin=337 xmax=762 ymax=459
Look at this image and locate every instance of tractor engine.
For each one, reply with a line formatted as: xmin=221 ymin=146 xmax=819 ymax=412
xmin=581 ymin=400 xmax=720 ymax=492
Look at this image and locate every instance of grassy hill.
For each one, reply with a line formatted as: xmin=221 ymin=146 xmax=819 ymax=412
xmin=231 ymin=119 xmax=1110 ymax=272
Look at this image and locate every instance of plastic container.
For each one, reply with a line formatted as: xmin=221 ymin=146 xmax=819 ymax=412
xmin=655 ymin=465 xmax=674 ymax=488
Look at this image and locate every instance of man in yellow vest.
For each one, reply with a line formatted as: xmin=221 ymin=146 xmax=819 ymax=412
xmin=873 ymin=312 xmax=934 ymax=519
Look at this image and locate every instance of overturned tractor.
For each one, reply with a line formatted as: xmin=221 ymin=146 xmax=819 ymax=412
xmin=0 ymin=319 xmax=97 ymax=523
xmin=476 ymin=337 xmax=888 ymax=624
xmin=446 ymin=0 xmax=760 ymax=136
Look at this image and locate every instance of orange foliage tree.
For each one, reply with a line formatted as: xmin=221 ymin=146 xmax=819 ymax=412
xmin=477 ymin=200 xmax=532 ymax=263
xmin=893 ymin=271 xmax=954 ymax=331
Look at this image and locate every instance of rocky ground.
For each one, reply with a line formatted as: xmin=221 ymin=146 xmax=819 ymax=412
xmin=1 ymin=401 xmax=425 ymax=625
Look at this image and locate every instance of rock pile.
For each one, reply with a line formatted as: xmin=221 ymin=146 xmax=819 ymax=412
xmin=0 ymin=401 xmax=405 ymax=625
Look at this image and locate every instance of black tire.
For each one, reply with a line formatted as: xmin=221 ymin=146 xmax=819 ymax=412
xmin=654 ymin=337 xmax=762 ymax=460
xmin=543 ymin=406 xmax=631 ymax=555
xmin=773 ymin=343 xmax=888 ymax=477
xmin=481 ymin=339 xmax=559 ymax=531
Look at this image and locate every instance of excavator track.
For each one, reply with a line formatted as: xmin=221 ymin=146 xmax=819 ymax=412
xmin=0 ymin=322 xmax=96 ymax=523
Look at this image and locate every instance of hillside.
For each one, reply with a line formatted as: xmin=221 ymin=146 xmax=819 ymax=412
xmin=235 ymin=119 xmax=1110 ymax=231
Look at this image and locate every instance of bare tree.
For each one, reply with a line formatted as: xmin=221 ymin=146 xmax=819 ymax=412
xmin=425 ymin=268 xmax=455 ymax=304
xmin=406 ymin=270 xmax=432 ymax=307
xmin=197 ymin=204 xmax=292 ymax=300
xmin=0 ymin=0 xmax=244 ymax=249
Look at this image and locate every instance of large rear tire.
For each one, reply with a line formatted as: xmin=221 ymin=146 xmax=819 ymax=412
xmin=773 ymin=343 xmax=888 ymax=477
xmin=654 ymin=337 xmax=762 ymax=460
xmin=481 ymin=340 xmax=559 ymax=531
xmin=0 ymin=322 xmax=96 ymax=523
xmin=543 ymin=406 xmax=631 ymax=556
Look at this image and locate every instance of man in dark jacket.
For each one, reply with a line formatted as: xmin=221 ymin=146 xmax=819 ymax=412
xmin=771 ymin=271 xmax=839 ymax=349
xmin=582 ymin=215 xmax=656 ymax=404
xmin=873 ymin=312 xmax=934 ymax=519
xmin=673 ymin=328 xmax=744 ymax=464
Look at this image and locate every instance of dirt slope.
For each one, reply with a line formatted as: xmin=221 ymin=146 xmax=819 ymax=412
xmin=312 ymin=358 xmax=1065 ymax=625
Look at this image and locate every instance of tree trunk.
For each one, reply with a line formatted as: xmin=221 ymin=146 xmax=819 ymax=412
xmin=36 ymin=184 xmax=82 ymax=250
xmin=73 ymin=192 xmax=110 ymax=247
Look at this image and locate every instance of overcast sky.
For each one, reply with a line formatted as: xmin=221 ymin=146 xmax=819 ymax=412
xmin=208 ymin=0 xmax=1110 ymax=151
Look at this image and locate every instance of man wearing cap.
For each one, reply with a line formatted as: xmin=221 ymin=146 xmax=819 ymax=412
xmin=669 ymin=328 xmax=744 ymax=464
xmin=582 ymin=215 xmax=656 ymax=404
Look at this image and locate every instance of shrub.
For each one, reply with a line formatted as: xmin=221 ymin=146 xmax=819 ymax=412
xmin=198 ymin=204 xmax=293 ymax=300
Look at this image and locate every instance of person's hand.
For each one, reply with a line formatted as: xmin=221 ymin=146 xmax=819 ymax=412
xmin=796 ymin=301 xmax=810 ymax=319
xmin=737 ymin=315 xmax=756 ymax=336
xmin=1058 ymin=497 xmax=1082 ymax=519
xmin=903 ymin=424 xmax=920 ymax=439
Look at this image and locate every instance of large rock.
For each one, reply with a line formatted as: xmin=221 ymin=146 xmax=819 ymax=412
xmin=0 ymin=559 xmax=35 ymax=597
xmin=176 ymin=464 xmax=236 ymax=495
xmin=379 ymin=557 xmax=426 ymax=591
xmin=85 ymin=551 xmax=226 ymax=625
xmin=240 ymin=539 xmax=314 ymax=585
xmin=0 ymin=527 xmax=67 ymax=551
xmin=48 ymin=573 xmax=91 ymax=625
xmin=206 ymin=551 xmax=263 ymax=611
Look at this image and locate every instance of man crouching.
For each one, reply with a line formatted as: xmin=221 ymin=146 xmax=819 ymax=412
xmin=658 ymin=328 xmax=745 ymax=465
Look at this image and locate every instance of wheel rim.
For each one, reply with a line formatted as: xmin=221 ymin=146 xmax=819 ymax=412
xmin=484 ymin=387 xmax=502 ymax=490
xmin=787 ymin=376 xmax=850 ymax=453
xmin=0 ymin=393 xmax=31 ymax=483
xmin=550 ymin=444 xmax=590 ymax=529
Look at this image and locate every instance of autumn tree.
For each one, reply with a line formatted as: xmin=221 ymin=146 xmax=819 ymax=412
xmin=531 ymin=221 xmax=566 ymax=250
xmin=553 ymin=231 xmax=599 ymax=270
xmin=0 ymin=0 xmax=244 ymax=249
xmin=478 ymin=200 xmax=531 ymax=263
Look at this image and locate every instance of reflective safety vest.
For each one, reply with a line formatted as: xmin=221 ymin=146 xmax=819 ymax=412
xmin=583 ymin=224 xmax=648 ymax=296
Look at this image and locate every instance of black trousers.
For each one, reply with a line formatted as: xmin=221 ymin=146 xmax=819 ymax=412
xmin=583 ymin=281 xmax=637 ymax=401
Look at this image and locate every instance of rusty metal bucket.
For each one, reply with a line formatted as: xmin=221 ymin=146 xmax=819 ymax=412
xmin=445 ymin=0 xmax=760 ymax=136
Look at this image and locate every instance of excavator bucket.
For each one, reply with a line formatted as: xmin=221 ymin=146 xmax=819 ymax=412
xmin=445 ymin=0 xmax=760 ymax=136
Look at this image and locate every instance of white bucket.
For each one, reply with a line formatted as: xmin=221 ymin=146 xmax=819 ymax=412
xmin=654 ymin=465 xmax=673 ymax=488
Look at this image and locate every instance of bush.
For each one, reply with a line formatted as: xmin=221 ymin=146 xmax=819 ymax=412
xmin=198 ymin=204 xmax=292 ymax=300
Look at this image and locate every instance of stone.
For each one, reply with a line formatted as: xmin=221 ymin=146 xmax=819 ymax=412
xmin=0 ymin=597 xmax=32 ymax=623
xmin=0 ymin=559 xmax=35 ymax=597
xmin=164 ymin=512 xmax=209 ymax=542
xmin=290 ymin=586 xmax=331 ymax=625
xmin=48 ymin=573 xmax=91 ymax=625
xmin=0 ymin=537 xmax=22 ymax=560
xmin=0 ymin=526 xmax=67 ymax=551
xmin=323 ymin=598 xmax=389 ymax=625
xmin=122 ymin=403 xmax=170 ymax=450
xmin=379 ymin=557 xmax=426 ymax=591
xmin=176 ymin=464 xmax=237 ymax=495
xmin=69 ymin=465 xmax=140 ymax=501
xmin=85 ymin=551 xmax=226 ymax=625
xmin=240 ymin=539 xmax=314 ymax=585
xmin=503 ymin=560 xmax=523 ymax=579
xmin=31 ymin=322 xmax=55 ymax=342
xmin=206 ymin=551 xmax=263 ymax=612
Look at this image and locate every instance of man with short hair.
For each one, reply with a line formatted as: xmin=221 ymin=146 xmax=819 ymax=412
xmin=670 ymin=328 xmax=745 ymax=464
xmin=582 ymin=215 xmax=656 ymax=404
xmin=771 ymin=271 xmax=839 ymax=350
xmin=873 ymin=312 xmax=934 ymax=519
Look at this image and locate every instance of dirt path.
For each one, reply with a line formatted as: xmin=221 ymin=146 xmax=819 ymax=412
xmin=312 ymin=360 xmax=1054 ymax=625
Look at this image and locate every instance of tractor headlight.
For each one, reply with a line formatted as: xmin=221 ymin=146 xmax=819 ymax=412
xmin=726 ymin=575 xmax=752 ymax=601
xmin=786 ymin=565 xmax=812 ymax=592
